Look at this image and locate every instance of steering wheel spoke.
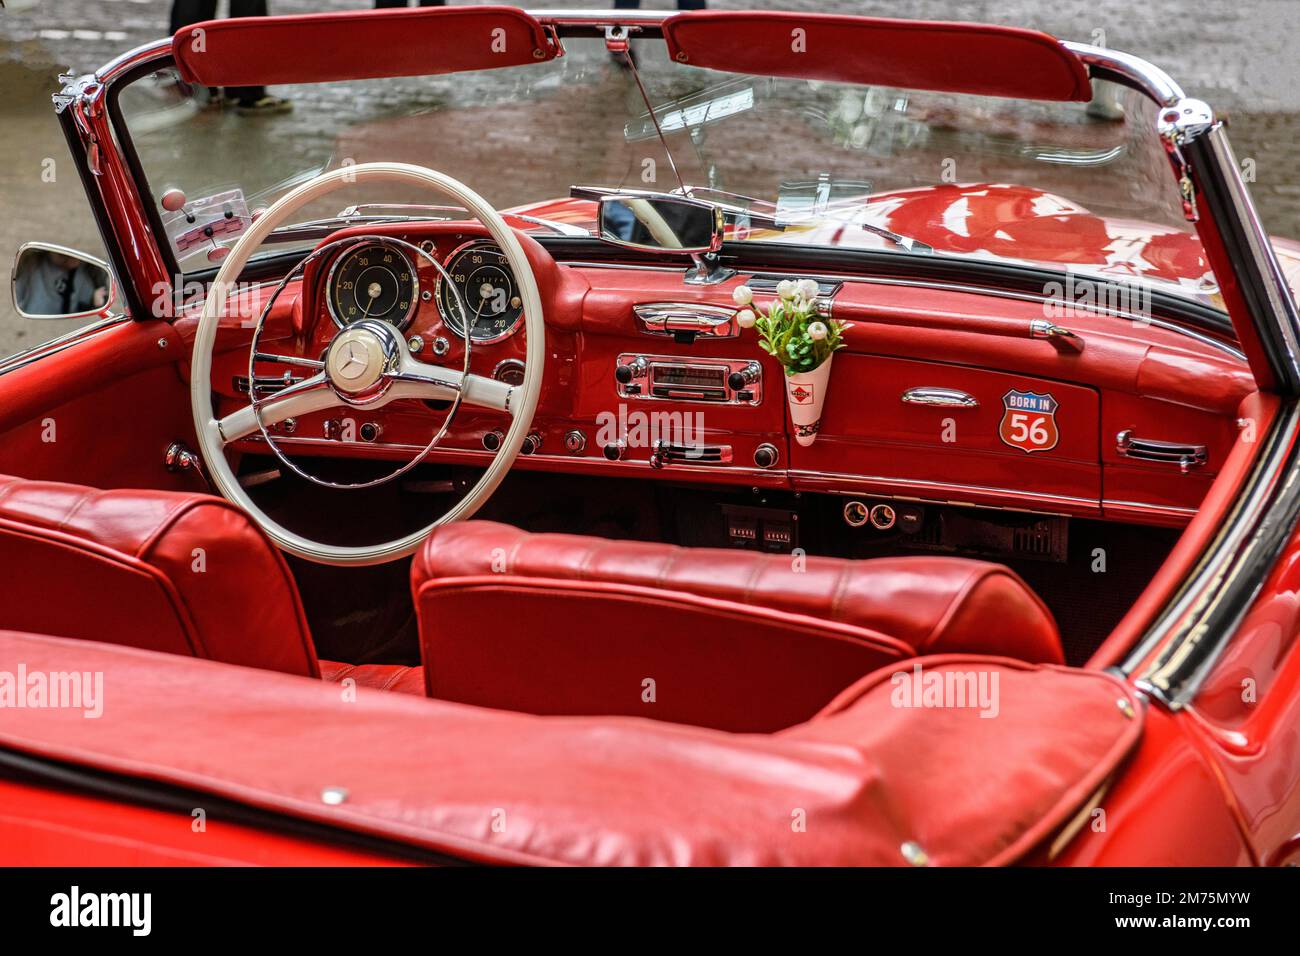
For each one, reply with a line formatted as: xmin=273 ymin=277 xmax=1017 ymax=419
xmin=386 ymin=353 xmax=516 ymax=416
xmin=217 ymin=373 xmax=337 ymax=444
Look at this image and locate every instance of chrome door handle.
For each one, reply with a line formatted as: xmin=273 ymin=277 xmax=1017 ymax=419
xmin=634 ymin=303 xmax=738 ymax=338
xmin=1116 ymin=430 xmax=1207 ymax=473
xmin=901 ymin=387 xmax=979 ymax=408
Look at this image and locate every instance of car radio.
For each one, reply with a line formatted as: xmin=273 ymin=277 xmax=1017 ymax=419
xmin=614 ymin=354 xmax=764 ymax=405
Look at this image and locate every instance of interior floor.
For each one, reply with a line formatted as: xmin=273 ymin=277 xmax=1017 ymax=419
xmin=241 ymin=456 xmax=1180 ymax=668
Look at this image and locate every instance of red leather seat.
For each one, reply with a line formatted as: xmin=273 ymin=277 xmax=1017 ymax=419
xmin=0 ymin=475 xmax=420 ymax=692
xmin=412 ymin=521 xmax=1063 ymax=732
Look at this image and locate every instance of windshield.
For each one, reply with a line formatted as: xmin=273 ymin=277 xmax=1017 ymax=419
xmin=117 ymin=34 xmax=1221 ymax=310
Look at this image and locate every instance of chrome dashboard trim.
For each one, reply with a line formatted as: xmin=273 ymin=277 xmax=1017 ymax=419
xmin=634 ymin=302 xmax=739 ymax=338
xmin=901 ymin=387 xmax=979 ymax=409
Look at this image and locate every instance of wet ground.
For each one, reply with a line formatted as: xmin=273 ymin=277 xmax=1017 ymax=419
xmin=1 ymin=0 xmax=1297 ymax=356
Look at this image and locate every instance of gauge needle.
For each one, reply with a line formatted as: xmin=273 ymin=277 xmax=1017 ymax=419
xmin=361 ymin=282 xmax=381 ymax=319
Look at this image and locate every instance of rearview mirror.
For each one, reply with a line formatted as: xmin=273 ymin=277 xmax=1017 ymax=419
xmin=11 ymin=242 xmax=117 ymax=320
xmin=598 ymin=193 xmax=723 ymax=255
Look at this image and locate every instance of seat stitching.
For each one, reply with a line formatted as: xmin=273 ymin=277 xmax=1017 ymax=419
xmin=56 ymin=487 xmax=98 ymax=532
xmin=742 ymin=555 xmax=765 ymax=605
xmin=655 ymin=547 xmax=679 ymax=590
xmin=829 ymin=562 xmax=851 ymax=625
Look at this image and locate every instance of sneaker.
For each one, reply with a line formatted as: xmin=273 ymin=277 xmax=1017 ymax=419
xmin=234 ymin=95 xmax=293 ymax=116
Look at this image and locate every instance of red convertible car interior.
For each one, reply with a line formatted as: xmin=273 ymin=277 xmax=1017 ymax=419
xmin=1 ymin=7 xmax=1299 ymax=868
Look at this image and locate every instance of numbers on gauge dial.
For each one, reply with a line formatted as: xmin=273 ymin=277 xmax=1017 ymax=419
xmin=326 ymin=240 xmax=418 ymax=329
xmin=436 ymin=241 xmax=525 ymax=344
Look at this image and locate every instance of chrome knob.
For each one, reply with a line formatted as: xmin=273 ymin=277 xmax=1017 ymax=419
xmin=482 ymin=430 xmax=503 ymax=452
xmin=603 ymin=440 xmax=627 ymax=462
xmin=521 ymin=433 xmax=542 ymax=455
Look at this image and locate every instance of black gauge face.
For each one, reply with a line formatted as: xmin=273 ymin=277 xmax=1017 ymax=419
xmin=436 ymin=242 xmax=524 ymax=344
xmin=327 ymin=240 xmax=418 ymax=329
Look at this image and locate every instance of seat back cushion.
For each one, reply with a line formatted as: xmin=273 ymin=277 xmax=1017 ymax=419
xmin=417 ymin=575 xmax=913 ymax=732
xmin=0 ymin=476 xmax=317 ymax=676
xmin=411 ymin=522 xmax=1062 ymax=732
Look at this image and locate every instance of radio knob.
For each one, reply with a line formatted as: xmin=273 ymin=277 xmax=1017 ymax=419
xmin=616 ymin=356 xmax=648 ymax=384
xmin=728 ymin=361 xmax=761 ymax=391
xmin=754 ymin=443 xmax=779 ymax=468
xmin=603 ymin=440 xmax=627 ymax=462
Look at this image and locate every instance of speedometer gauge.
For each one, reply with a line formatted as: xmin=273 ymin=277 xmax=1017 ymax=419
xmin=326 ymin=239 xmax=418 ymax=329
xmin=436 ymin=240 xmax=525 ymax=344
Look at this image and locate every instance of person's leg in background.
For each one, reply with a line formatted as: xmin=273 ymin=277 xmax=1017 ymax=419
xmin=169 ymin=0 xmax=217 ymax=36
xmin=223 ymin=0 xmax=291 ymax=114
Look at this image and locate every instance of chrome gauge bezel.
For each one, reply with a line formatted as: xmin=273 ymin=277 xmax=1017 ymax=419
xmin=434 ymin=238 xmax=526 ymax=345
xmin=325 ymin=238 xmax=420 ymax=331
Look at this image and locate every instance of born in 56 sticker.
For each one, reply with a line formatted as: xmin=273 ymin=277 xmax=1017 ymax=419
xmin=999 ymin=389 xmax=1059 ymax=453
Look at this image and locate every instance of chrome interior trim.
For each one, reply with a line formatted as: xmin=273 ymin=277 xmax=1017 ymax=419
xmin=901 ymin=387 xmax=978 ymax=409
xmin=0 ymin=314 xmax=128 ymax=377
xmin=1126 ymin=401 xmax=1300 ymax=704
xmin=634 ymin=302 xmax=738 ymax=338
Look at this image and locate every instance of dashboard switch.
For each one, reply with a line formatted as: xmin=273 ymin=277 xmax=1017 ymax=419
xmin=602 ymin=440 xmax=627 ymax=462
xmin=753 ymin=443 xmax=779 ymax=468
xmin=564 ymin=430 xmax=587 ymax=454
xmin=521 ymin=433 xmax=543 ymax=455
xmin=482 ymin=430 xmax=503 ymax=452
xmin=359 ymin=422 xmax=382 ymax=443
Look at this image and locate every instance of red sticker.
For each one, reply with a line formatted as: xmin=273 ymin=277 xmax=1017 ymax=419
xmin=999 ymin=389 xmax=1059 ymax=453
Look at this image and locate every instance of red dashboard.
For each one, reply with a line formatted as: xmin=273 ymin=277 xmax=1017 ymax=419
xmin=185 ymin=222 xmax=1254 ymax=528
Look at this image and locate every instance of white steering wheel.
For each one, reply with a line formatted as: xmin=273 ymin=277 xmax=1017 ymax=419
xmin=190 ymin=163 xmax=545 ymax=565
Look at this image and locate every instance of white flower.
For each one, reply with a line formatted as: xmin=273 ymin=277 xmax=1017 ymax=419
xmin=732 ymin=285 xmax=754 ymax=307
xmin=777 ymin=279 xmax=797 ymax=300
xmin=797 ymin=278 xmax=820 ymax=300
xmin=736 ymin=308 xmax=757 ymax=329
xmin=808 ymin=321 xmax=829 ymax=341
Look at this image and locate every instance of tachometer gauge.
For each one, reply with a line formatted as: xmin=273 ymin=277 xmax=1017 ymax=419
xmin=326 ymin=239 xmax=418 ymax=329
xmin=436 ymin=240 xmax=525 ymax=344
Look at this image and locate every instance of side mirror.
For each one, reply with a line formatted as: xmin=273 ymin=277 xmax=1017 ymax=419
xmin=598 ymin=193 xmax=723 ymax=255
xmin=11 ymin=242 xmax=118 ymax=320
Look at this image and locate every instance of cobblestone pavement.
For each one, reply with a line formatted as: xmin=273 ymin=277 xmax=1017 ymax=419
xmin=1 ymin=0 xmax=1297 ymax=354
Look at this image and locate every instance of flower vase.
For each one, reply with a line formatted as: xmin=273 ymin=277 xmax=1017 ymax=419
xmin=785 ymin=356 xmax=833 ymax=447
